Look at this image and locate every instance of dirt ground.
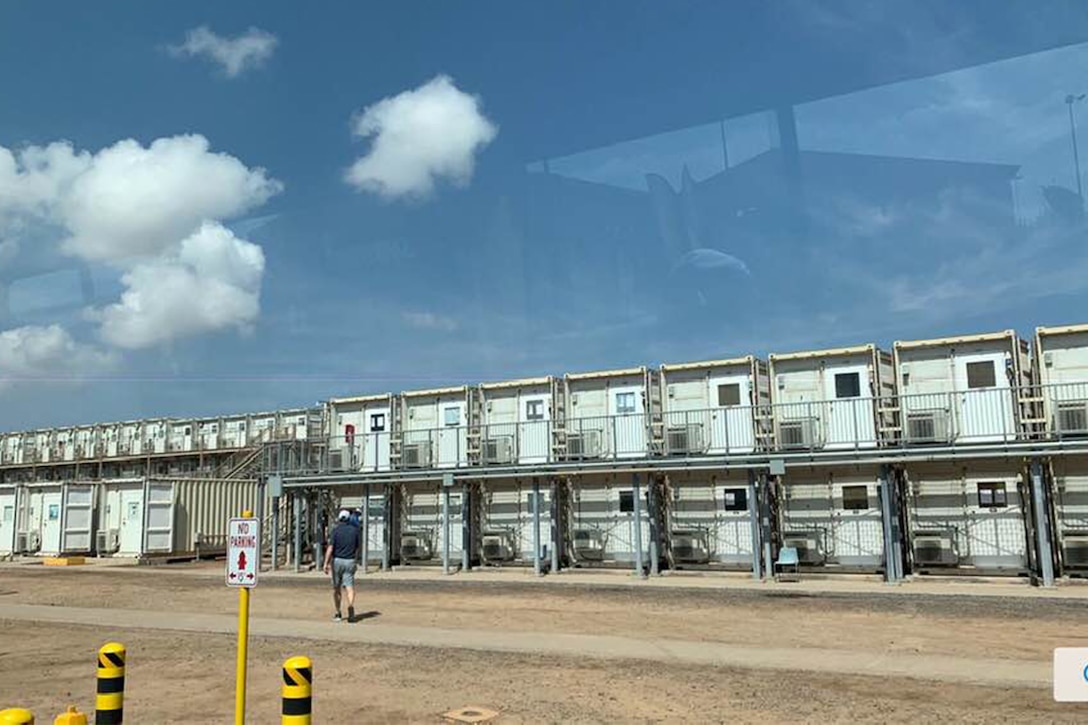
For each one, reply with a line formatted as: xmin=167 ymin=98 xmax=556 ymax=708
xmin=1 ymin=565 xmax=1086 ymax=723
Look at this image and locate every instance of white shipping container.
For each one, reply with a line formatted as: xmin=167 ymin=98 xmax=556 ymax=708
xmin=0 ymin=483 xmax=19 ymax=556
xmin=478 ymin=479 xmax=554 ymax=563
xmin=568 ymin=474 xmax=653 ymax=564
xmin=667 ymin=472 xmax=754 ymax=566
xmin=330 ymin=394 xmax=394 ymax=473
xmin=401 ymin=483 xmax=465 ymax=562
xmin=21 ymin=482 xmax=95 ymax=556
xmin=660 ymin=357 xmax=770 ymax=455
xmin=401 ymin=387 xmax=470 ymax=469
xmin=480 ymin=378 xmax=554 ymax=465
xmin=1035 ymin=324 xmax=1088 ymax=437
xmin=565 ymin=368 xmax=649 ymax=459
xmin=779 ymin=469 xmax=884 ymax=567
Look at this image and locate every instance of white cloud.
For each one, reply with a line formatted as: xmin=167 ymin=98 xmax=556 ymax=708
xmin=0 ymin=324 xmax=116 ymax=389
xmin=91 ymin=222 xmax=265 ymax=349
xmin=402 ymin=311 xmax=459 ymax=333
xmin=169 ymin=26 xmax=278 ymax=78
xmin=345 ymin=75 xmax=498 ymax=199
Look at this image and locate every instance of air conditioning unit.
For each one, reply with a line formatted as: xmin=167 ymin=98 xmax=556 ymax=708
xmin=24 ymin=531 xmax=41 ymax=554
xmin=666 ymin=425 xmax=704 ymax=455
xmin=327 ymin=449 xmax=345 ymax=472
xmin=14 ymin=532 xmax=28 ymax=554
xmin=481 ymin=532 xmax=516 ymax=563
xmin=671 ymin=530 xmax=710 ymax=564
xmin=399 ymin=532 xmax=433 ymax=561
xmin=483 ymin=437 xmax=515 ymax=465
xmin=402 ymin=442 xmax=432 ymax=469
xmin=906 ymin=410 xmax=950 ymax=444
xmin=1056 ymin=401 xmax=1088 ymax=435
xmin=778 ymin=419 xmax=818 ymax=450
xmin=1061 ymin=533 xmax=1088 ymax=568
xmin=566 ymin=430 xmax=602 ymax=459
xmin=781 ymin=533 xmax=823 ymax=564
xmin=572 ymin=529 xmax=605 ymax=560
xmin=96 ymin=529 xmax=120 ymax=555
xmin=912 ymin=531 xmax=958 ymax=566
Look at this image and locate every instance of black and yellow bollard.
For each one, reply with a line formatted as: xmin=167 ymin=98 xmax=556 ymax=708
xmin=95 ymin=642 xmax=125 ymax=724
xmin=281 ymin=656 xmax=312 ymax=724
xmin=0 ymin=708 xmax=34 ymax=724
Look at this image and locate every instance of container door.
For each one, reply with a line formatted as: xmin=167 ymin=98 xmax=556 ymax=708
xmin=610 ymin=386 xmax=645 ymax=458
xmin=831 ymin=483 xmax=883 ymax=567
xmin=0 ymin=487 xmax=16 ymax=554
xmin=519 ymin=488 xmax=551 ymax=560
xmin=118 ymin=486 xmax=145 ymax=555
xmin=822 ymin=364 xmax=874 ymax=449
xmin=143 ymin=481 xmax=175 ymax=554
xmin=716 ymin=485 xmax=754 ymax=564
xmin=61 ymin=484 xmax=93 ymax=554
xmin=519 ymin=395 xmax=551 ymax=464
xmin=364 ymin=407 xmax=391 ymax=472
xmin=40 ymin=491 xmax=63 ymax=554
xmin=437 ymin=401 xmax=466 ymax=467
xmin=966 ymin=479 xmax=1027 ymax=569
xmin=709 ymin=374 xmax=753 ymax=454
xmin=955 ymin=354 xmax=1013 ymax=442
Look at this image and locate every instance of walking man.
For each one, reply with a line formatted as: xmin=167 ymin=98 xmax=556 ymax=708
xmin=323 ymin=509 xmax=360 ymax=622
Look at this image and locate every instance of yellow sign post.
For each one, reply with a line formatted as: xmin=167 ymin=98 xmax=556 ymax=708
xmin=228 ymin=508 xmax=259 ymax=724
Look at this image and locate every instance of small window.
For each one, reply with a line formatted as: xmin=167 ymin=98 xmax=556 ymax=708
xmin=239 ymin=422 xmax=246 ymax=431
xmin=443 ymin=406 xmax=461 ymax=427
xmin=717 ymin=383 xmax=742 ymax=407
xmin=834 ymin=372 xmax=861 ymax=399
xmin=966 ymin=361 xmax=996 ymax=389
xmin=723 ymin=488 xmax=748 ymax=512
xmin=842 ymin=485 xmax=869 ymax=511
xmin=370 ymin=413 xmax=386 ymax=432
xmin=367 ymin=500 xmax=384 ymax=516
xmin=183 ymin=426 xmax=191 ymax=436
xmin=526 ymin=400 xmax=545 ymax=421
xmin=616 ymin=391 xmax=637 ymax=415
xmin=619 ymin=491 xmax=634 ymax=513
xmin=977 ymin=482 xmax=1008 ymax=508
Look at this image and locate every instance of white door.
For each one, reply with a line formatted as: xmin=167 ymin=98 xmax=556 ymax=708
xmin=519 ymin=395 xmax=551 ymax=463
xmin=118 ymin=487 xmax=144 ymax=555
xmin=830 ymin=483 xmax=883 ymax=566
xmin=437 ymin=402 xmax=467 ymax=467
xmin=61 ymin=484 xmax=94 ymax=554
xmin=715 ymin=485 xmax=754 ymax=563
xmin=0 ymin=487 xmax=16 ymax=554
xmin=144 ymin=481 xmax=175 ymax=554
xmin=955 ymin=355 xmax=1013 ymax=442
xmin=709 ymin=374 xmax=754 ymax=454
xmin=364 ymin=408 xmax=391 ymax=472
xmin=967 ymin=480 xmax=1027 ymax=568
xmin=610 ymin=386 xmax=645 ymax=458
xmin=363 ymin=495 xmax=386 ymax=562
xmin=41 ymin=491 xmax=63 ymax=554
xmin=823 ymin=364 xmax=874 ymax=448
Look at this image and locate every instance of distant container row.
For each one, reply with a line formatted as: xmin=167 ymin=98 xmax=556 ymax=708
xmin=2 ymin=324 xmax=1087 ymax=474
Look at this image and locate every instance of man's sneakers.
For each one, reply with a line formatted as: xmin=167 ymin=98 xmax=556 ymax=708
xmin=347 ymin=606 xmax=355 ymax=623
xmin=333 ymin=611 xmax=342 ymax=623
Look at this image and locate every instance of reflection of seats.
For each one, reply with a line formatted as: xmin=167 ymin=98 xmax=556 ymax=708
xmin=775 ymin=546 xmax=800 ymax=582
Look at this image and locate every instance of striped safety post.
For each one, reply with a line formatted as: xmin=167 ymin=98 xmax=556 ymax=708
xmin=0 ymin=709 xmax=34 ymax=724
xmin=281 ymin=656 xmax=313 ymax=724
xmin=95 ymin=642 xmax=126 ymax=724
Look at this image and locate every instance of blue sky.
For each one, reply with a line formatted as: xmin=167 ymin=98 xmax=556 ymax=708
xmin=1 ymin=3 xmax=1088 ymax=430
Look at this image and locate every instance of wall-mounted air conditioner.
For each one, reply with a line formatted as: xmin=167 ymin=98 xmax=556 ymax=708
xmin=1061 ymin=533 xmax=1088 ymax=567
xmin=1056 ymin=401 xmax=1088 ymax=435
xmin=400 ymin=531 xmax=433 ymax=561
xmin=402 ymin=442 xmax=432 ymax=469
xmin=483 ymin=437 xmax=515 ymax=465
xmin=912 ymin=531 xmax=958 ymax=566
xmin=670 ymin=530 xmax=710 ymax=564
xmin=572 ymin=529 xmax=605 ymax=560
xmin=481 ymin=532 xmax=516 ymax=563
xmin=96 ymin=529 xmax=120 ymax=555
xmin=666 ymin=425 xmax=704 ymax=455
xmin=906 ymin=409 xmax=950 ymax=444
xmin=781 ymin=532 xmax=823 ymax=564
xmin=778 ymin=419 xmax=818 ymax=450
xmin=327 ymin=450 xmax=345 ymax=472
xmin=24 ymin=531 xmax=42 ymax=554
xmin=566 ymin=430 xmax=602 ymax=459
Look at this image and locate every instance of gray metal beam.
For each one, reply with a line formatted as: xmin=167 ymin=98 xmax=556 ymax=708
xmin=442 ymin=484 xmax=451 ymax=575
xmin=381 ymin=486 xmax=391 ymax=572
xmin=550 ymin=478 xmax=561 ymax=574
xmin=632 ymin=473 xmax=645 ymax=578
xmin=461 ymin=482 xmax=471 ymax=573
xmin=647 ymin=475 xmax=660 ymax=576
xmin=761 ymin=474 xmax=774 ymax=580
xmin=879 ymin=464 xmax=899 ymax=584
xmin=532 ymin=477 xmax=542 ymax=577
xmin=292 ymin=492 xmax=302 ymax=574
xmin=747 ymin=469 xmax=761 ymax=580
xmin=1030 ymin=459 xmax=1056 ymax=587
xmin=361 ymin=484 xmax=370 ymax=573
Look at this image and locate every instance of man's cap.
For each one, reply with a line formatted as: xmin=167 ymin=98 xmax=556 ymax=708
xmin=338 ymin=509 xmax=350 ymax=521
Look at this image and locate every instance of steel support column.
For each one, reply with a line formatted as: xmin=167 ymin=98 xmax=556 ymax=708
xmin=879 ymin=464 xmax=900 ymax=584
xmin=1031 ymin=458 xmax=1056 ymax=587
xmin=461 ymin=481 xmax=471 ymax=573
xmin=532 ymin=477 xmax=542 ymax=576
xmin=632 ymin=473 xmax=645 ymax=577
xmin=747 ymin=469 xmax=762 ymax=580
xmin=550 ymin=478 xmax=561 ymax=574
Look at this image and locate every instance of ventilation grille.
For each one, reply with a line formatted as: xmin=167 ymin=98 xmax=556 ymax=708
xmin=906 ymin=410 xmax=949 ymax=443
xmin=779 ymin=419 xmax=818 ymax=449
xmin=671 ymin=530 xmax=710 ymax=564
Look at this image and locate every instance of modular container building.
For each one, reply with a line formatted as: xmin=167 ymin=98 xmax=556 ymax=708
xmin=664 ymin=470 xmax=756 ymax=568
xmin=768 ymin=345 xmax=895 ymax=450
xmin=1051 ymin=455 xmax=1088 ymax=572
xmin=95 ymin=477 xmax=262 ymax=558
xmin=398 ymin=481 xmax=470 ymax=566
xmin=1034 ymin=324 xmax=1088 ymax=438
xmin=478 ymin=477 xmax=557 ymax=566
xmin=0 ymin=483 xmax=19 ymax=556
xmin=903 ymin=460 xmax=1029 ymax=571
xmin=14 ymin=482 xmax=95 ymax=556
xmin=893 ymin=330 xmax=1031 ymax=445
xmin=778 ymin=467 xmax=885 ymax=568
xmin=564 ymin=368 xmax=653 ymax=460
xmin=328 ymin=394 xmax=394 ymax=473
xmin=248 ymin=412 xmax=279 ymax=444
xmin=659 ymin=357 xmax=771 ymax=456
xmin=566 ymin=473 xmax=655 ymax=567
xmin=398 ymin=387 xmax=472 ymax=469
xmin=280 ymin=408 xmax=318 ymax=441
xmin=141 ymin=420 xmax=169 ymax=455
xmin=478 ymin=377 xmax=557 ymax=466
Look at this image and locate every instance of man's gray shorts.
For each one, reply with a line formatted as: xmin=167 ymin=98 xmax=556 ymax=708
xmin=332 ymin=557 xmax=356 ymax=589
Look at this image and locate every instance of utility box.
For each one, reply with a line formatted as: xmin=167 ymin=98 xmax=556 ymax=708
xmin=564 ymin=367 xmax=653 ymax=460
xmin=894 ymin=330 xmax=1030 ymax=445
xmin=659 ymin=356 xmax=771 ymax=455
xmin=1035 ymin=323 xmax=1088 ymax=438
xmin=768 ymin=344 xmax=895 ymax=450
xmin=478 ymin=377 xmax=557 ymax=465
xmin=328 ymin=394 xmax=394 ymax=472
xmin=398 ymin=386 xmax=472 ymax=469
